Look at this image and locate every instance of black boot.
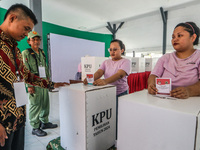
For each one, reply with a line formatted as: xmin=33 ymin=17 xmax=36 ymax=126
xmin=32 ymin=128 xmax=47 ymax=137
xmin=41 ymin=122 xmax=58 ymax=129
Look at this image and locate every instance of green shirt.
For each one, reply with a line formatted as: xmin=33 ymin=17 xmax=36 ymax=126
xmin=22 ymin=48 xmax=50 ymax=87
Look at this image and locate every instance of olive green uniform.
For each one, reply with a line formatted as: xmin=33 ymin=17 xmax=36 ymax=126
xmin=22 ymin=48 xmax=50 ymax=129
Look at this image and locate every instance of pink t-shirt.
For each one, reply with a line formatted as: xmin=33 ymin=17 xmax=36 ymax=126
xmin=99 ymin=58 xmax=131 ymax=95
xmin=151 ymin=50 xmax=200 ymax=89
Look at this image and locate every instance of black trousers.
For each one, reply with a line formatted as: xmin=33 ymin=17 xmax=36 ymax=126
xmin=0 ymin=126 xmax=25 ymax=150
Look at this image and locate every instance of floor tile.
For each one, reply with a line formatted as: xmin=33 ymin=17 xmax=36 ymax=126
xmin=25 ymin=93 xmax=60 ymax=150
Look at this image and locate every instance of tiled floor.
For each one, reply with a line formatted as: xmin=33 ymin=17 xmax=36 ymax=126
xmin=25 ymin=92 xmax=60 ymax=150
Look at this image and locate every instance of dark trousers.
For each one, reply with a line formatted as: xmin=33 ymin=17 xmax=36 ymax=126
xmin=116 ymin=90 xmax=128 ymax=140
xmin=0 ymin=126 xmax=25 ymax=150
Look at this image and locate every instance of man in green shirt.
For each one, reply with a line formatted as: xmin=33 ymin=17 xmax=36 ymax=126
xmin=22 ymin=31 xmax=57 ymax=137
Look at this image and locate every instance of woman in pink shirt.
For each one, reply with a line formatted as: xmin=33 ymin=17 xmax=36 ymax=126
xmin=84 ymin=39 xmax=131 ymax=97
xmin=148 ymin=22 xmax=200 ymax=99
xmin=83 ymin=39 xmax=130 ymax=139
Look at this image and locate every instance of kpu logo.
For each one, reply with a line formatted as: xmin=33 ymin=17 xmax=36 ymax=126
xmin=92 ymin=108 xmax=112 ymax=127
xmin=84 ymin=64 xmax=92 ymax=69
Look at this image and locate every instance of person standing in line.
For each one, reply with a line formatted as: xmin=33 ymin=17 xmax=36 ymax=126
xmin=0 ymin=3 xmax=68 ymax=149
xmin=22 ymin=31 xmax=58 ymax=137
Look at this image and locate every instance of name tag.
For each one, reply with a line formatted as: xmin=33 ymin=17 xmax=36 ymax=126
xmin=39 ymin=66 xmax=46 ymax=78
xmin=13 ymin=81 xmax=28 ymax=107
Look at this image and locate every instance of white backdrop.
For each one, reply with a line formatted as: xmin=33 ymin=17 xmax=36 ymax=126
xmin=48 ymin=33 xmax=105 ymax=82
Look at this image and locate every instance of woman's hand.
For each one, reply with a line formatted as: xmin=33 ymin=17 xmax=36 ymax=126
xmin=147 ymin=74 xmax=158 ymax=95
xmin=93 ymin=79 xmax=107 ymax=86
xmin=148 ymin=83 xmax=157 ymax=95
xmin=170 ymin=87 xmax=189 ymax=99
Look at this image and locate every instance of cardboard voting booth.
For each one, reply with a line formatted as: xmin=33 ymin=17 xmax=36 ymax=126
xmin=117 ymin=90 xmax=200 ymax=150
xmin=145 ymin=58 xmax=158 ymax=71
xmin=81 ymin=56 xmax=107 ymax=80
xmin=131 ymin=57 xmax=145 ymax=73
xmin=59 ymin=83 xmax=116 ymax=150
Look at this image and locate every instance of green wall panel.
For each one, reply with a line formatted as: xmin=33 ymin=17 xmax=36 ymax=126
xmin=0 ymin=7 xmax=6 ymax=24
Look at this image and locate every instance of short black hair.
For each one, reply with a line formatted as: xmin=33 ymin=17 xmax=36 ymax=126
xmin=110 ymin=39 xmax=125 ymax=55
xmin=175 ymin=22 xmax=200 ymax=45
xmin=4 ymin=3 xmax=38 ymax=25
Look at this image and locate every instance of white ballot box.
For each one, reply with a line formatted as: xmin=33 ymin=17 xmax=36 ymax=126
xmin=81 ymin=56 xmax=107 ymax=80
xmin=131 ymin=57 xmax=145 ymax=73
xmin=59 ymin=83 xmax=116 ymax=150
xmin=117 ymin=90 xmax=200 ymax=150
xmin=145 ymin=57 xmax=158 ymax=71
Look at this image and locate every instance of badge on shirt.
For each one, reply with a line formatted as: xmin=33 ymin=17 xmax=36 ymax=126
xmin=39 ymin=66 xmax=46 ymax=78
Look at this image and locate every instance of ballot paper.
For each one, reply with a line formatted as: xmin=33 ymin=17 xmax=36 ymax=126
xmin=156 ymin=78 xmax=171 ymax=97
xmin=86 ymin=74 xmax=94 ymax=85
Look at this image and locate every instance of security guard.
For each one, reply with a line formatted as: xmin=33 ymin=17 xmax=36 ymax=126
xmin=22 ymin=31 xmax=57 ymax=137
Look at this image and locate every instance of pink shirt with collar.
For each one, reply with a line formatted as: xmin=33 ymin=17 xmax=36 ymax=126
xmin=151 ymin=50 xmax=200 ymax=89
xmin=99 ymin=58 xmax=131 ymax=95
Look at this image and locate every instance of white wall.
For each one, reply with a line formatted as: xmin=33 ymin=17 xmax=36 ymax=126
xmin=0 ymin=0 xmax=29 ymax=9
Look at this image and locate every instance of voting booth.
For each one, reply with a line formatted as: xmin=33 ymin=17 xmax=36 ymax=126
xmin=131 ymin=57 xmax=145 ymax=73
xmin=59 ymin=83 xmax=116 ymax=150
xmin=117 ymin=90 xmax=200 ymax=150
xmin=145 ymin=58 xmax=158 ymax=71
xmin=81 ymin=56 xmax=107 ymax=80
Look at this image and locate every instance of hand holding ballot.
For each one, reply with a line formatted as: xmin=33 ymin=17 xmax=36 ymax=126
xmin=156 ymin=78 xmax=171 ymax=97
xmin=147 ymin=75 xmax=158 ymax=95
xmin=148 ymin=76 xmax=192 ymax=99
xmin=170 ymin=87 xmax=190 ymax=99
xmin=148 ymin=82 xmax=157 ymax=95
xmin=93 ymin=79 xmax=107 ymax=86
xmin=83 ymin=74 xmax=94 ymax=85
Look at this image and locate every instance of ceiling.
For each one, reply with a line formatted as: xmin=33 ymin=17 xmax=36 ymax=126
xmin=1 ymin=0 xmax=200 ymax=54
xmin=42 ymin=0 xmax=198 ymax=30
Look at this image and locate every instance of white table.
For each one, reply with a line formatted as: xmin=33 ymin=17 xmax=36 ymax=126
xmin=117 ymin=90 xmax=200 ymax=150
